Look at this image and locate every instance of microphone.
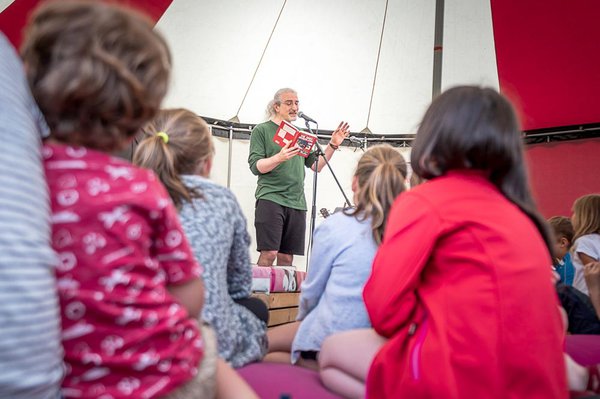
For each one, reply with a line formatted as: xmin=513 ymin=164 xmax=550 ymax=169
xmin=297 ymin=111 xmax=317 ymax=124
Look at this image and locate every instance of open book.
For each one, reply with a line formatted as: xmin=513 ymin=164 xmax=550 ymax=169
xmin=273 ymin=120 xmax=317 ymax=158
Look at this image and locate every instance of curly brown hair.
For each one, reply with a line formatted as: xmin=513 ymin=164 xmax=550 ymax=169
xmin=20 ymin=0 xmax=171 ymax=152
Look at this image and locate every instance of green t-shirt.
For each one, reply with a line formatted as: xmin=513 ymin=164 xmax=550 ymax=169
xmin=248 ymin=120 xmax=317 ymax=211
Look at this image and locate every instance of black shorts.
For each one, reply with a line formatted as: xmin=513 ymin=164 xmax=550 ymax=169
xmin=299 ymin=350 xmax=318 ymax=361
xmin=255 ymin=199 xmax=306 ymax=255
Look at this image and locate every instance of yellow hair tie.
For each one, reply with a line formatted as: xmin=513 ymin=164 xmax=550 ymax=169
xmin=156 ymin=131 xmax=169 ymax=144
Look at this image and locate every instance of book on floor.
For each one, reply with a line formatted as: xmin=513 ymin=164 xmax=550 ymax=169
xmin=273 ymin=120 xmax=317 ymax=158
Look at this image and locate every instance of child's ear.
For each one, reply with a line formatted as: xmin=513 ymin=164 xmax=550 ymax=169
xmin=203 ymin=156 xmax=213 ymax=177
xmin=559 ymin=237 xmax=569 ymax=248
xmin=351 ymin=175 xmax=358 ymax=193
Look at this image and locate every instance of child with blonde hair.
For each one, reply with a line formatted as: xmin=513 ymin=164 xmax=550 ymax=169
xmin=266 ymin=144 xmax=407 ymax=369
xmin=571 ymin=194 xmax=600 ymax=295
xmin=21 ymin=1 xmax=255 ymax=398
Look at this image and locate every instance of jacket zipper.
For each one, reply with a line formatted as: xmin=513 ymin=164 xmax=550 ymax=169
xmin=410 ymin=316 xmax=429 ymax=381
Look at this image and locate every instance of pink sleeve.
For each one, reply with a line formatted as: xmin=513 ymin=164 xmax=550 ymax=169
xmin=150 ymin=178 xmax=203 ymax=285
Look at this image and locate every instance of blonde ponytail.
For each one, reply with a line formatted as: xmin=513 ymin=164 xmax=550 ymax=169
xmin=133 ymin=109 xmax=214 ymax=209
xmin=345 ymin=145 xmax=407 ymax=244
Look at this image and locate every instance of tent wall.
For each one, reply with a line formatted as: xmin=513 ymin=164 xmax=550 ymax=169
xmin=441 ymin=0 xmax=499 ymax=91
xmin=491 ymin=0 xmax=600 ymax=131
xmin=526 ymin=137 xmax=600 ymax=218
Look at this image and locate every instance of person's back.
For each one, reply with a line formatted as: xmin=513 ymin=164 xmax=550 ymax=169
xmin=571 ymin=194 xmax=600 ymax=295
xmin=291 ymin=210 xmax=377 ymax=362
xmin=0 ymin=33 xmax=64 ymax=399
xmin=44 ymin=144 xmax=205 ymax=398
xmin=374 ymin=171 xmax=565 ymax=397
xmin=362 ymin=87 xmax=567 ymax=399
xmin=20 ymin=3 xmax=212 ymax=398
xmin=133 ymin=108 xmax=269 ymax=369
xmin=179 ymin=175 xmax=268 ymax=367
xmin=572 ymin=234 xmax=600 ymax=294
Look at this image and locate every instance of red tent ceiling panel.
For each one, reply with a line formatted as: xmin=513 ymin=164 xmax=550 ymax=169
xmin=0 ymin=0 xmax=172 ymax=49
xmin=526 ymin=137 xmax=600 ymax=217
xmin=491 ymin=0 xmax=600 ymax=131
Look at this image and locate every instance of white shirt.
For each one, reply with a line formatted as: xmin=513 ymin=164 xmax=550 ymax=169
xmin=571 ymin=233 xmax=600 ymax=295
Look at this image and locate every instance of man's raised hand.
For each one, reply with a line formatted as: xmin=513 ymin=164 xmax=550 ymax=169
xmin=330 ymin=121 xmax=350 ymax=147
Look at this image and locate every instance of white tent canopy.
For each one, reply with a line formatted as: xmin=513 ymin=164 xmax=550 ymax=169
xmin=158 ymin=0 xmax=499 ymax=134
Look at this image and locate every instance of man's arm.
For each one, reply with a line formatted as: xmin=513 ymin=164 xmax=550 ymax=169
xmin=256 ymin=141 xmax=300 ymax=174
xmin=248 ymin=125 xmax=299 ymax=175
xmin=311 ymin=121 xmax=350 ymax=172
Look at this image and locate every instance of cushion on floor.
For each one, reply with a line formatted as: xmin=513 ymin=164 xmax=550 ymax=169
xmin=566 ymin=334 xmax=600 ymax=366
xmin=238 ymin=362 xmax=341 ymax=399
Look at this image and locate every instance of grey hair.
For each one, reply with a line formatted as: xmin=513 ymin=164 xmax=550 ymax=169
xmin=266 ymin=87 xmax=297 ymax=118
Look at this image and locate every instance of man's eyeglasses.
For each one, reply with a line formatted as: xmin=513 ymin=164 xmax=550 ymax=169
xmin=281 ymin=100 xmax=299 ymax=107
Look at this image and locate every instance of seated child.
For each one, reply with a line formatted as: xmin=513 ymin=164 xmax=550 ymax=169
xmin=548 ymin=216 xmax=599 ymax=333
xmin=549 ymin=216 xmax=575 ymax=285
xmin=133 ymin=109 xmax=268 ymax=368
xmin=21 ymin=1 xmax=256 ymax=398
xmin=265 ymin=145 xmax=408 ymax=369
xmin=571 ymin=194 xmax=600 ymax=295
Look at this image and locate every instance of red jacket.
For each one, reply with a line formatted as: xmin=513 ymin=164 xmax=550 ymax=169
xmin=364 ymin=171 xmax=567 ymax=399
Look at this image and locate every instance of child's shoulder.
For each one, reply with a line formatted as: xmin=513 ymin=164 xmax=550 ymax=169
xmin=575 ymin=233 xmax=600 ymax=246
xmin=319 ymin=210 xmax=361 ymax=232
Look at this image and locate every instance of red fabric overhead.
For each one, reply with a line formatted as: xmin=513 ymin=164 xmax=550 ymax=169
xmin=525 ymin=137 xmax=600 ymax=218
xmin=0 ymin=0 xmax=40 ymax=49
xmin=491 ymin=0 xmax=600 ymax=131
xmin=0 ymin=0 xmax=172 ymax=49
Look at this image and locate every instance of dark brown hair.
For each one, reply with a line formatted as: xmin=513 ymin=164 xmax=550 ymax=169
xmin=133 ymin=109 xmax=214 ymax=209
xmin=548 ymin=216 xmax=574 ymax=248
xmin=21 ymin=0 xmax=171 ymax=152
xmin=411 ymin=86 xmax=554 ymax=256
xmin=345 ymin=144 xmax=407 ymax=245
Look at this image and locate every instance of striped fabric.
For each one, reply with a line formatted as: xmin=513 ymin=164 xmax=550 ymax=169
xmin=0 ymin=34 xmax=64 ymax=399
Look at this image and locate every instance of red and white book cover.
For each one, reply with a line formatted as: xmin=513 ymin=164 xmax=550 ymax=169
xmin=273 ymin=120 xmax=317 ymax=158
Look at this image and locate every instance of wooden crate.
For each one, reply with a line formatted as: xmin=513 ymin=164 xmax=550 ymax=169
xmin=252 ymin=292 xmax=300 ymax=327
xmin=268 ymin=307 xmax=299 ymax=326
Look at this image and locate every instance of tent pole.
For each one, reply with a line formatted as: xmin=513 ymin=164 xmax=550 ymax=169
xmin=227 ymin=126 xmax=233 ymax=188
xmin=432 ymin=0 xmax=445 ymax=98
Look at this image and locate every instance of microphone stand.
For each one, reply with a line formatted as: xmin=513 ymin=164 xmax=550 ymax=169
xmin=304 ymin=120 xmax=352 ymax=268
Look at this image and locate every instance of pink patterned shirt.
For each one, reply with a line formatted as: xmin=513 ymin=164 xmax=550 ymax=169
xmin=43 ymin=143 xmax=203 ymax=399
